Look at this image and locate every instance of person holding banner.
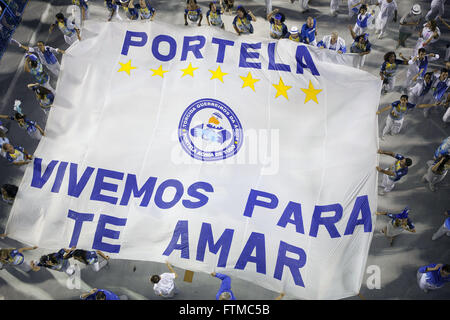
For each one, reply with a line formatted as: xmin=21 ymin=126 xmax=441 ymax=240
xmin=348 ymin=27 xmax=371 ymax=68
xmin=118 ymin=0 xmax=139 ymax=20
xmin=317 ymin=32 xmax=346 ymax=53
xmin=0 ymin=244 xmax=38 ymax=272
xmin=27 ymin=83 xmax=55 ymax=114
xmin=284 ymin=26 xmax=301 ymax=42
xmin=129 ymin=0 xmax=156 ymax=20
xmin=300 ymin=16 xmax=318 ymax=46
xmin=267 ymin=9 xmax=288 ymax=39
xmin=376 ymin=149 xmax=412 ymax=194
xmin=0 ymin=112 xmax=45 ymax=140
xmin=417 ymin=263 xmax=450 ymax=293
xmin=30 ymin=248 xmax=75 ymax=275
xmin=105 ymin=0 xmax=121 ymax=21
xmin=431 ymin=215 xmax=450 ymax=240
xmin=1 ymin=143 xmax=32 ymax=166
xmin=184 ymin=0 xmax=203 ymax=26
xmin=407 ymin=72 xmax=433 ymax=105
xmin=206 ymin=1 xmax=224 ymax=29
xmin=1 ymin=184 xmax=18 ymax=204
xmin=49 ymin=13 xmax=81 ymax=46
xmin=232 ymin=5 xmax=256 ymax=35
xmin=211 ymin=272 xmax=236 ymax=300
xmin=150 ymin=261 xmax=179 ymax=298
xmin=64 ymin=247 xmax=110 ymax=272
xmin=376 ymin=207 xmax=416 ymax=246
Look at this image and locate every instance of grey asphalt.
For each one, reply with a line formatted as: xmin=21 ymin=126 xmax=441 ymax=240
xmin=0 ymin=0 xmax=449 ymax=300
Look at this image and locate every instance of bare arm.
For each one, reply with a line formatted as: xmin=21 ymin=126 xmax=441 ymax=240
xmin=376 ymin=166 xmax=396 ymax=176
xmin=376 ymin=105 xmax=391 ymax=115
xmin=267 ymin=8 xmax=279 ymax=20
xmin=438 ymin=16 xmax=450 ymax=29
xmin=375 ymin=211 xmax=388 ymax=215
xmin=96 ymin=250 xmax=110 ymax=260
xmin=80 ymin=288 xmax=97 ymax=299
xmin=166 ymin=261 xmax=178 ymax=278
xmin=248 ymin=10 xmax=256 ymax=22
xmin=275 ymin=292 xmax=285 ymax=300
xmin=36 ymin=124 xmax=45 ymax=136
xmin=18 ymin=246 xmax=38 ymax=253
xmin=431 ymin=156 xmax=446 ymax=173
xmin=377 ymin=149 xmax=395 ymax=157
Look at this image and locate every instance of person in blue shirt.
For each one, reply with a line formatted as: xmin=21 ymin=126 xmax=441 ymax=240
xmin=1 ymin=184 xmax=18 ymax=204
xmin=80 ymin=288 xmax=121 ymax=300
xmin=27 ymin=83 xmax=55 ymax=114
xmin=300 ymin=16 xmax=317 ymax=46
xmin=376 ymin=95 xmax=434 ymax=137
xmin=105 ymin=0 xmax=119 ymax=21
xmin=423 ymin=68 xmax=449 ymax=118
xmin=211 ymin=272 xmax=236 ymax=300
xmin=404 ymin=48 xmax=439 ymax=92
xmin=348 ymin=26 xmax=371 ymax=69
xmin=23 ymin=54 xmax=54 ymax=92
xmin=432 ymin=215 xmax=450 ymax=240
xmin=232 ymin=5 xmax=256 ymax=35
xmin=317 ymin=31 xmax=346 ymax=53
xmin=266 ymin=9 xmax=288 ymax=39
xmin=64 ymin=247 xmax=110 ymax=272
xmin=379 ymin=51 xmax=409 ymax=94
xmin=30 ymin=248 xmax=75 ymax=275
xmin=206 ymin=1 xmax=224 ymax=29
xmin=417 ymin=263 xmax=450 ymax=293
xmin=0 ymin=112 xmax=45 ymax=140
xmin=2 ymin=143 xmax=32 ymax=166
xmin=185 ymin=0 xmax=203 ymax=26
xmin=353 ymin=5 xmax=375 ymax=36
xmin=376 ymin=207 xmax=416 ymax=246
xmin=0 ymin=244 xmax=38 ymax=272
xmin=119 ymin=0 xmax=139 ymax=20
xmin=433 ymin=136 xmax=450 ymax=161
xmin=376 ymin=149 xmax=412 ymax=194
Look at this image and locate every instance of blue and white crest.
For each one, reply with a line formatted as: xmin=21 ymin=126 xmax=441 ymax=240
xmin=178 ymin=98 xmax=243 ymax=161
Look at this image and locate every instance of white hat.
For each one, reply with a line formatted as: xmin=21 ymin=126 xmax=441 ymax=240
xmin=412 ymin=4 xmax=421 ymax=15
xmin=290 ymin=26 xmax=299 ymax=33
xmin=119 ymin=0 xmax=129 ymax=3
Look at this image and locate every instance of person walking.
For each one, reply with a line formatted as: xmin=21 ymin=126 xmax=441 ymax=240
xmin=379 ymin=51 xmax=408 ymax=94
xmin=211 ymin=272 xmax=236 ymax=300
xmin=376 ymin=149 xmax=412 ymax=194
xmin=30 ymin=248 xmax=75 ymax=275
xmin=49 ymin=13 xmax=81 ymax=45
xmin=425 ymin=0 xmax=446 ymax=22
xmin=150 ymin=261 xmax=178 ymax=298
xmin=403 ymin=48 xmax=439 ymax=92
xmin=417 ymin=263 xmax=450 ymax=293
xmin=374 ymin=0 xmax=398 ymax=39
xmin=397 ymin=4 xmax=422 ymax=48
xmin=353 ymin=5 xmax=375 ymax=36
xmin=376 ymin=207 xmax=416 ymax=246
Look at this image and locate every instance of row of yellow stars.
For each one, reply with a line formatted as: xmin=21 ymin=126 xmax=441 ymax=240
xmin=118 ymin=60 xmax=322 ymax=103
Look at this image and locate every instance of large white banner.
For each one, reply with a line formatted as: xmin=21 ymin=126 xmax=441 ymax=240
xmin=6 ymin=21 xmax=381 ymax=299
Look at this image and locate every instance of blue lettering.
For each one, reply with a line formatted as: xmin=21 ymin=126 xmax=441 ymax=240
xmin=67 ymin=209 xmax=94 ymax=248
xmin=234 ymin=232 xmax=266 ymax=274
xmin=163 ymin=220 xmax=189 ymax=259
xmin=344 ymin=195 xmax=372 ymax=235
xmin=277 ymin=201 xmax=304 ymax=234
xmin=92 ymin=214 xmax=127 ymax=253
xmin=196 ymin=223 xmax=234 ymax=267
xmin=274 ymin=241 xmax=307 ymax=287
xmin=31 ymin=158 xmax=59 ymax=189
xmin=212 ymin=37 xmax=234 ymax=63
xmin=182 ymin=181 xmax=214 ymax=209
xmin=120 ymin=174 xmax=157 ymax=207
xmin=181 ymin=35 xmax=206 ymax=61
xmin=243 ymin=189 xmax=278 ymax=218
xmin=51 ymin=161 xmax=68 ymax=193
xmin=90 ymin=168 xmax=124 ymax=205
xmin=154 ymin=179 xmax=184 ymax=209
xmin=296 ymin=45 xmax=320 ymax=75
xmin=239 ymin=42 xmax=262 ymax=69
xmin=121 ymin=31 xmax=148 ymax=56
xmin=68 ymin=163 xmax=95 ymax=198
xmin=309 ymin=204 xmax=343 ymax=238
xmin=268 ymin=42 xmax=291 ymax=72
xmin=152 ymin=35 xmax=177 ymax=62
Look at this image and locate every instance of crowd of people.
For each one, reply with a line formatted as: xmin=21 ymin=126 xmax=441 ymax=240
xmin=0 ymin=0 xmax=449 ymax=299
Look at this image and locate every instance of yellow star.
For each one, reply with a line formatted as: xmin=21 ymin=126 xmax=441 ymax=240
xmin=180 ymin=63 xmax=199 ymax=77
xmin=209 ymin=65 xmax=228 ymax=83
xmin=151 ymin=65 xmax=169 ymax=78
xmin=272 ymin=77 xmax=292 ymax=100
xmin=118 ymin=60 xmax=137 ymax=76
xmin=301 ymin=80 xmax=322 ymax=104
xmin=240 ymin=72 xmax=260 ymax=92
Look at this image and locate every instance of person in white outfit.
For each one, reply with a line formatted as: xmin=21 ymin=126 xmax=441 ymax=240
xmin=432 ymin=215 xmax=450 ymax=241
xmin=408 ymin=71 xmax=433 ymax=105
xmin=150 ymin=261 xmax=179 ymax=298
xmin=422 ymin=155 xmax=449 ymax=191
xmin=425 ymin=0 xmax=446 ymax=22
xmin=375 ymin=0 xmax=398 ymax=39
xmin=317 ymin=32 xmax=346 ymax=53
xmin=404 ymin=48 xmax=439 ymax=92
xmin=414 ymin=20 xmax=440 ymax=56
xmin=49 ymin=13 xmax=81 ymax=46
xmin=291 ymin=0 xmax=309 ymax=13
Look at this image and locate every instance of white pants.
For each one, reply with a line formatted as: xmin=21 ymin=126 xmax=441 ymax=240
xmin=90 ymin=257 xmax=108 ymax=272
xmin=383 ymin=76 xmax=395 ymax=92
xmin=443 ymin=107 xmax=450 ymax=123
xmin=417 ymin=271 xmax=440 ymax=291
xmin=381 ymin=172 xmax=396 ymax=192
xmin=353 ymin=24 xmax=367 ymax=36
xmin=330 ymin=0 xmax=339 ymax=14
xmin=375 ymin=14 xmax=389 ymax=35
xmin=299 ymin=0 xmax=309 ymax=12
xmin=425 ymin=4 xmax=444 ymax=21
xmin=382 ymin=116 xmax=404 ymax=136
xmin=431 ymin=221 xmax=450 ymax=240
xmin=44 ymin=61 xmax=60 ymax=77
xmin=404 ymin=69 xmax=415 ymax=90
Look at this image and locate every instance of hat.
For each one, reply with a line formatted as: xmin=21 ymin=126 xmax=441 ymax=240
xmin=290 ymin=26 xmax=299 ymax=33
xmin=274 ymin=13 xmax=282 ymax=20
xmin=412 ymin=4 xmax=421 ymax=15
xmin=396 ymin=207 xmax=410 ymax=219
xmin=119 ymin=0 xmax=129 ymax=3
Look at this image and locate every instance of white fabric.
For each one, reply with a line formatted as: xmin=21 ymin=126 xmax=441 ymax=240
xmin=431 ymin=222 xmax=450 ymax=240
xmin=330 ymin=0 xmax=339 ymax=14
xmin=154 ymin=272 xmax=176 ymax=297
xmin=5 ymin=21 xmax=381 ymax=300
xmin=382 ymin=115 xmax=403 ymax=136
xmin=381 ymin=172 xmax=396 ymax=192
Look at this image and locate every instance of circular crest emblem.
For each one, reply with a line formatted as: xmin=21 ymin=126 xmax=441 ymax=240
xmin=178 ymin=98 xmax=243 ymax=161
